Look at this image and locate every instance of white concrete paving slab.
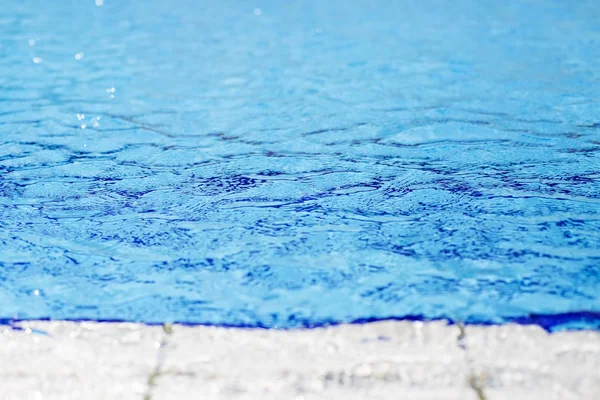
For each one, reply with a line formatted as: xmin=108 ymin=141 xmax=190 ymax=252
xmin=1 ymin=320 xmax=598 ymax=400
xmin=464 ymin=324 xmax=600 ymax=400
xmin=0 ymin=322 xmax=163 ymax=400
xmin=153 ymin=321 xmax=472 ymax=400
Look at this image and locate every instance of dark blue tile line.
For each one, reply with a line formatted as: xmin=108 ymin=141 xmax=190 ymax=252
xmin=506 ymin=311 xmax=600 ymax=332
xmin=2 ymin=311 xmax=599 ymax=332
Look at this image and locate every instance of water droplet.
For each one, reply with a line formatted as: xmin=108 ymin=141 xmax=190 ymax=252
xmin=28 ymin=39 xmax=36 ymax=46
xmin=77 ymin=114 xmax=85 ymax=121
xmin=106 ymin=87 xmax=116 ymax=94
xmin=253 ymin=8 xmax=261 ymax=16
xmin=95 ymin=0 xmax=104 ymax=6
xmin=33 ymin=290 xmax=40 ymax=296
xmin=32 ymin=57 xmax=43 ymax=64
xmin=74 ymin=52 xmax=84 ymax=60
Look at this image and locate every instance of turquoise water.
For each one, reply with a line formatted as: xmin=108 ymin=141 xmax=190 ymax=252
xmin=1 ymin=0 xmax=599 ymax=331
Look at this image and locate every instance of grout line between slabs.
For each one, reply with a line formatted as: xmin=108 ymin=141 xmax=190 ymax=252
xmin=456 ymin=322 xmax=488 ymax=400
xmin=143 ymin=323 xmax=174 ymax=400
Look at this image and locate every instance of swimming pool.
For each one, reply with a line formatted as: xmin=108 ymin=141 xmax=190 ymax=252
xmin=1 ymin=0 xmax=599 ymax=331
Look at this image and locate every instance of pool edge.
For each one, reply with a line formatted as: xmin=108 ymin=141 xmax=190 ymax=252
xmin=2 ymin=320 xmax=599 ymax=399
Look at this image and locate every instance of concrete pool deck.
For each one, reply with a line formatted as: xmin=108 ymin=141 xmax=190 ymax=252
xmin=1 ymin=321 xmax=598 ymax=400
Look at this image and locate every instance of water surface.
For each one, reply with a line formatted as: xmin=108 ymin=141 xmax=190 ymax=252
xmin=1 ymin=0 xmax=599 ymax=330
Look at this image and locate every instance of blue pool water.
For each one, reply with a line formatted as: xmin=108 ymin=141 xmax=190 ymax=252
xmin=1 ymin=0 xmax=599 ymax=331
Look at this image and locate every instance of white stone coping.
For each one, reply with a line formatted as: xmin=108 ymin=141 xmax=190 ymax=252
xmin=1 ymin=320 xmax=598 ymax=400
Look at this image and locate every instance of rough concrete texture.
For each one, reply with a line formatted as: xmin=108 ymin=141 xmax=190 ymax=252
xmin=1 ymin=322 xmax=163 ymax=400
xmin=154 ymin=321 xmax=471 ymax=400
xmin=464 ymin=325 xmax=600 ymax=400
xmin=1 ymin=321 xmax=598 ymax=400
